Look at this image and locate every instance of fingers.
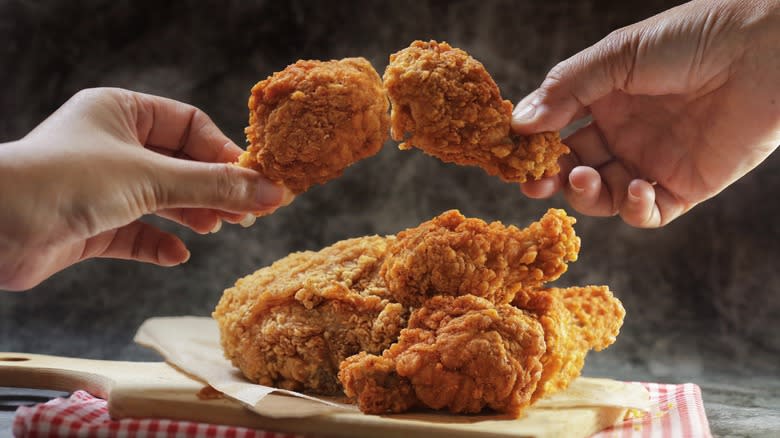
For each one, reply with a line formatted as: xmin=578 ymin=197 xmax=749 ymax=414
xmin=565 ymin=172 xmax=689 ymax=228
xmin=124 ymin=91 xmax=296 ymax=218
xmin=520 ymin=176 xmax=561 ymax=199
xmin=622 ymin=182 xmax=692 ymax=228
xmin=512 ymin=27 xmax=638 ymax=134
xmin=132 ymin=92 xmax=244 ymax=164
xmin=155 ymin=209 xmax=247 ymax=234
xmin=563 ymin=122 xmax=613 ymax=169
xmin=563 ymin=166 xmax=617 ymax=216
xmin=84 ymin=221 xmax=190 ymax=266
xmin=619 ymin=179 xmax=661 ymax=228
xmin=154 ymin=158 xmax=295 ymax=214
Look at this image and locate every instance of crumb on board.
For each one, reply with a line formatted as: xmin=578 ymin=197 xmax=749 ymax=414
xmin=196 ymin=385 xmax=225 ymax=400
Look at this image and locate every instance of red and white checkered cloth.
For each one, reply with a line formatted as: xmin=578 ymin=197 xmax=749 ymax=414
xmin=594 ymin=383 xmax=712 ymax=438
xmin=12 ymin=391 xmax=302 ymax=438
xmin=13 ymin=383 xmax=711 ymax=438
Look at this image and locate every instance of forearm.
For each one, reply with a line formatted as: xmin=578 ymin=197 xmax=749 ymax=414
xmin=0 ymin=140 xmax=22 ymax=247
xmin=0 ymin=140 xmax=30 ymax=290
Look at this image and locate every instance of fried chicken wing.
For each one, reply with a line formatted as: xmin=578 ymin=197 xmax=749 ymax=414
xmin=239 ymin=57 xmax=390 ymax=194
xmin=512 ymin=286 xmax=625 ymax=402
xmin=339 ymin=295 xmax=545 ymax=415
xmin=381 ymin=208 xmax=580 ymax=307
xmin=213 ymin=236 xmax=407 ymax=394
xmin=384 ymin=40 xmax=569 ymax=183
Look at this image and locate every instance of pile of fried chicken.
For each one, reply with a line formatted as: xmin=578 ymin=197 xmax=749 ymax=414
xmin=214 ymin=209 xmax=625 ymax=416
xmin=213 ymin=40 xmax=624 ymax=417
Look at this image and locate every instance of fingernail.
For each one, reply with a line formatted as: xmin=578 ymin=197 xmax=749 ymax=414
xmin=569 ymin=175 xmax=585 ymax=194
xmin=210 ymin=219 xmax=222 ymax=234
xmin=513 ymin=103 xmax=537 ymax=123
xmin=628 ymin=184 xmax=641 ymax=202
xmin=182 ymin=250 xmax=191 ymax=264
xmin=240 ymin=214 xmax=256 ymax=228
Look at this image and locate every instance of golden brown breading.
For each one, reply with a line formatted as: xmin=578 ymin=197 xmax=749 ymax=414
xmin=213 ymin=236 xmax=407 ymax=394
xmin=339 ymin=295 xmax=546 ymax=416
xmin=338 ymin=351 xmax=417 ymax=414
xmin=214 ymin=209 xmax=625 ymax=416
xmin=381 ymin=209 xmax=580 ymax=307
xmin=384 ymin=40 xmax=569 ymax=183
xmin=239 ymin=57 xmax=390 ymax=194
xmin=512 ymin=286 xmax=625 ymax=402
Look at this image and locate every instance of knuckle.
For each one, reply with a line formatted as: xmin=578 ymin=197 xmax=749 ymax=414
xmin=72 ymin=87 xmax=120 ymax=103
xmin=545 ymin=61 xmax=569 ymax=85
xmin=600 ymin=27 xmax=639 ymax=86
xmin=604 ymin=26 xmax=633 ymax=48
xmin=541 ymin=61 xmax=570 ymax=94
xmin=69 ymin=87 xmax=134 ymax=117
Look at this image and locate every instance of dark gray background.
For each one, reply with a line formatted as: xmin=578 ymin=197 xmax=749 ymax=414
xmin=1 ymin=1 xmax=778 ymax=436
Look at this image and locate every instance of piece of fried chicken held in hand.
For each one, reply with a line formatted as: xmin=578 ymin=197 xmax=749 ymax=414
xmin=384 ymin=40 xmax=569 ymax=183
xmin=339 ymin=295 xmax=546 ymax=415
xmin=239 ymin=58 xmax=390 ymax=194
xmin=381 ymin=208 xmax=580 ymax=308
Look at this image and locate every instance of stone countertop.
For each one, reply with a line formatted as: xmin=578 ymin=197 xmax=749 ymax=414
xmin=1 ymin=0 xmax=778 ymax=436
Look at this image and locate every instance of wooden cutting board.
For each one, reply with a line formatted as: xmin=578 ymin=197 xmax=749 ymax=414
xmin=0 ymin=352 xmax=630 ymax=438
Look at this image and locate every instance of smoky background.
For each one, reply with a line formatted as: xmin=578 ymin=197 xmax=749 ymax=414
xmin=0 ymin=1 xmax=777 ymax=433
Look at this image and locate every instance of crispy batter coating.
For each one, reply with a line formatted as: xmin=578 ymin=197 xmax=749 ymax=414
xmin=239 ymin=57 xmax=390 ymax=194
xmin=213 ymin=236 xmax=407 ymax=394
xmin=384 ymin=40 xmax=569 ymax=183
xmin=381 ymin=208 xmax=580 ymax=307
xmin=339 ymin=295 xmax=545 ymax=415
xmin=214 ymin=209 xmax=624 ymax=415
xmin=512 ymin=286 xmax=625 ymax=402
xmin=338 ymin=352 xmax=417 ymax=414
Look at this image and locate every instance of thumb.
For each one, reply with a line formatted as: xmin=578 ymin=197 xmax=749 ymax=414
xmin=511 ymin=28 xmax=637 ymax=134
xmin=156 ymin=158 xmax=294 ymax=214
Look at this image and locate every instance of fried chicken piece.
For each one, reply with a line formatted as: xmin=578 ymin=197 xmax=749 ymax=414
xmin=339 ymin=295 xmax=546 ymax=415
xmin=213 ymin=236 xmax=407 ymax=394
xmin=512 ymin=286 xmax=625 ymax=402
xmin=381 ymin=208 xmax=580 ymax=307
xmin=384 ymin=40 xmax=569 ymax=183
xmin=239 ymin=57 xmax=390 ymax=194
xmin=338 ymin=352 xmax=417 ymax=414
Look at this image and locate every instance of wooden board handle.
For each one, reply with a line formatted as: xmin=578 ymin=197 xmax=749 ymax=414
xmin=0 ymin=352 xmax=187 ymax=400
xmin=0 ymin=352 xmax=117 ymax=397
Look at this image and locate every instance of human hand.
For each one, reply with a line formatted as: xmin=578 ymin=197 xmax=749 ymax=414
xmin=0 ymin=87 xmax=293 ymax=291
xmin=512 ymin=0 xmax=780 ymax=227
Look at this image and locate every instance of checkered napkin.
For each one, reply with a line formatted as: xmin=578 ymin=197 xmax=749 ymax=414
xmin=13 ymin=383 xmax=711 ymax=438
xmin=12 ymin=390 xmax=302 ymax=438
xmin=593 ymin=383 xmax=712 ymax=438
